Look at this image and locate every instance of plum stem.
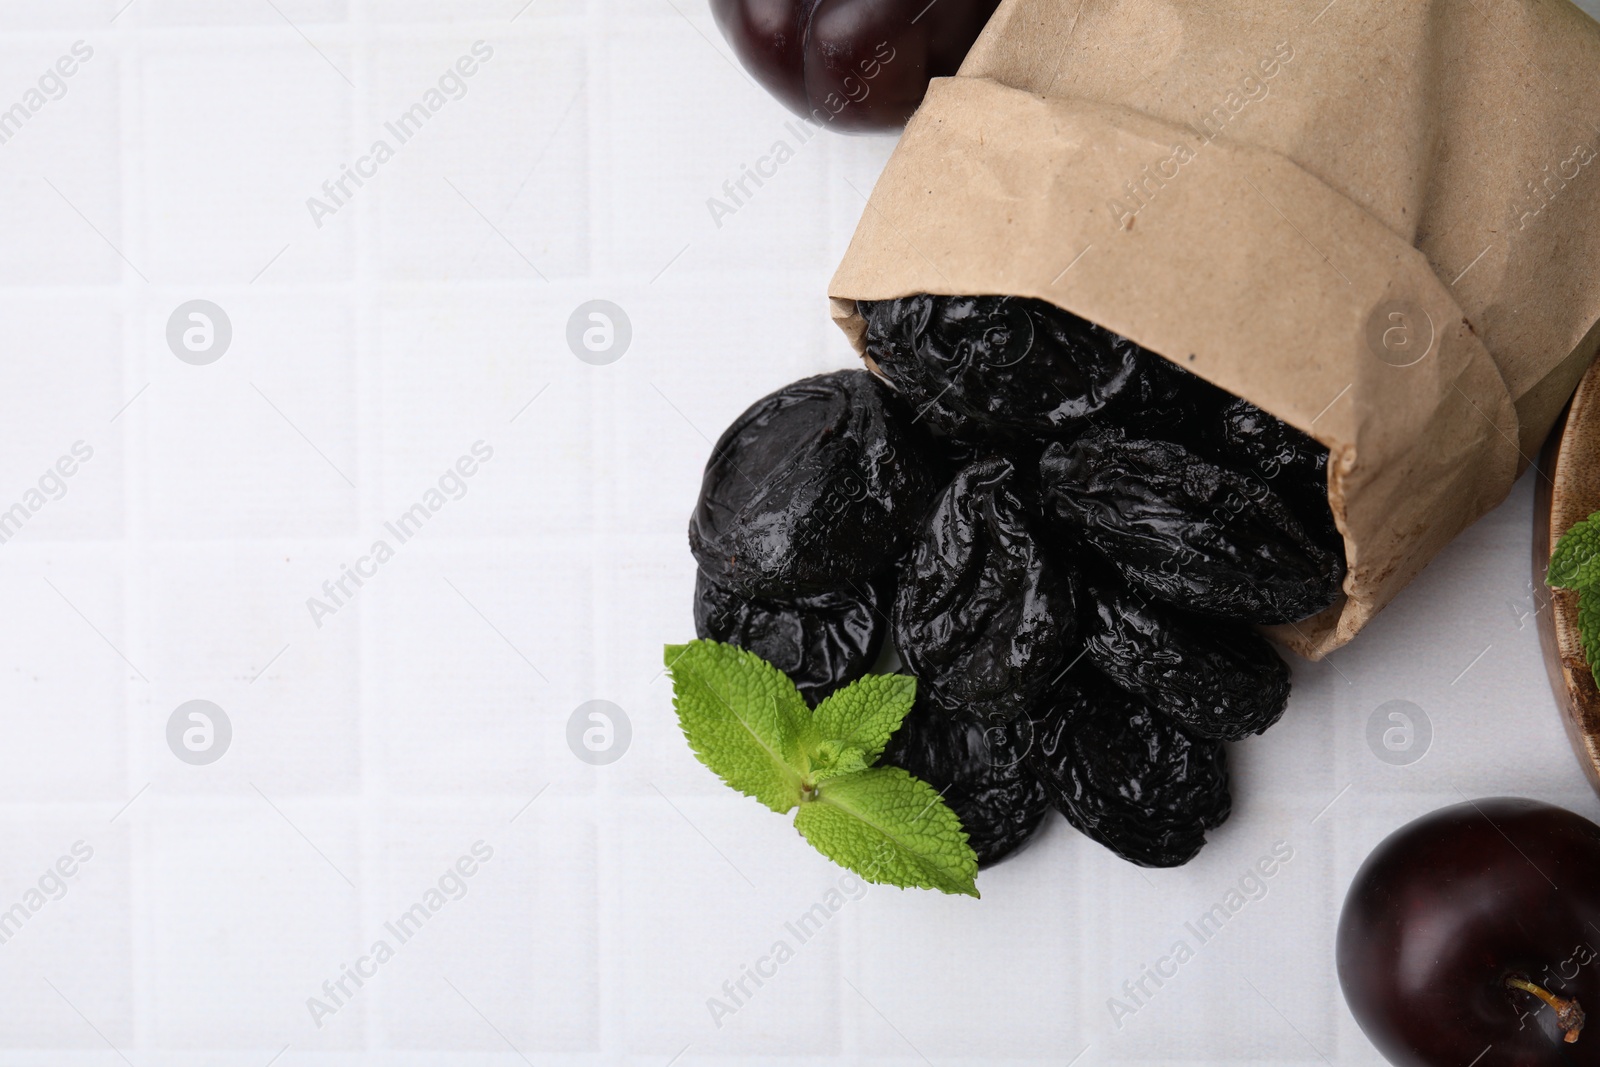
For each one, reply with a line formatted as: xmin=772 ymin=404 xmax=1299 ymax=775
xmin=1506 ymin=974 xmax=1587 ymax=1043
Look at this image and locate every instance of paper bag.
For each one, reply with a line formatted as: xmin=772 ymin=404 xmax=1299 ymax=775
xmin=829 ymin=0 xmax=1600 ymax=657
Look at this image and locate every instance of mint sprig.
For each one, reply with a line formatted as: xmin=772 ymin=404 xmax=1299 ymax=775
xmin=664 ymin=640 xmax=979 ymax=897
xmin=1548 ymin=511 xmax=1600 ymax=681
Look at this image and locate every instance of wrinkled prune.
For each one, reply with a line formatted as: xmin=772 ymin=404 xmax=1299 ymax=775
xmin=880 ymin=699 xmax=1052 ymax=867
xmin=709 ymin=0 xmax=1000 ymax=132
xmin=1216 ymin=397 xmax=1327 ymax=494
xmin=689 ymin=370 xmax=941 ymax=599
xmin=1080 ymin=573 xmax=1290 ymax=741
xmin=1040 ymin=428 xmax=1344 ymax=623
xmin=1211 ymin=397 xmax=1341 ymax=546
xmin=1023 ymin=680 xmax=1231 ymax=867
xmin=894 ymin=455 xmax=1078 ymax=724
xmin=860 ymin=295 xmax=1150 ymax=440
xmin=694 ymin=569 xmax=888 ymax=706
xmin=1104 ymin=347 xmax=1239 ymax=448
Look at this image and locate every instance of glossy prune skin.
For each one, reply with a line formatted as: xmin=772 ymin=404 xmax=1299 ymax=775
xmin=1216 ymin=396 xmax=1328 ymax=498
xmin=694 ymin=569 xmax=888 ymax=706
xmin=1039 ymin=428 xmax=1344 ymax=623
xmin=1105 ymin=347 xmax=1239 ymax=449
xmin=1023 ymin=680 xmax=1231 ymax=867
xmin=1080 ymin=573 xmax=1290 ymax=741
xmin=688 ymin=370 xmax=941 ymax=600
xmin=879 ymin=699 xmax=1052 ymax=867
xmin=860 ymin=295 xmax=1151 ymax=440
xmin=894 ymin=455 xmax=1078 ymax=724
xmin=709 ymin=0 xmax=999 ymax=133
xmin=1210 ymin=396 xmax=1342 ymax=551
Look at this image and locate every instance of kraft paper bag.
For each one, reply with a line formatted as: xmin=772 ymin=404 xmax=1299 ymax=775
xmin=829 ymin=0 xmax=1600 ymax=657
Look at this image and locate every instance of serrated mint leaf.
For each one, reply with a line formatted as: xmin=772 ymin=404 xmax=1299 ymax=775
xmin=665 ymin=640 xmax=808 ymax=813
xmin=794 ymin=766 xmax=979 ymax=897
xmin=664 ymin=643 xmax=974 ymax=894
xmin=806 ymin=738 xmax=871 ymax=786
xmin=1548 ymin=512 xmax=1600 ymax=591
xmin=811 ymin=674 xmax=917 ymax=766
xmin=1580 ymin=592 xmax=1600 ymax=676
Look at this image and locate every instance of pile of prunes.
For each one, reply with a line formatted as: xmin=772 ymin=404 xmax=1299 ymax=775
xmin=687 ymin=295 xmax=1346 ymax=868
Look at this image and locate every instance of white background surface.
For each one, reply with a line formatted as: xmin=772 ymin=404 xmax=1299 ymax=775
xmin=2 ymin=0 xmax=1600 ymax=1063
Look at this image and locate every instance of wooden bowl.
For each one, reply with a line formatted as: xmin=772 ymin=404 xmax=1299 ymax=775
xmin=1535 ymin=356 xmax=1600 ymax=794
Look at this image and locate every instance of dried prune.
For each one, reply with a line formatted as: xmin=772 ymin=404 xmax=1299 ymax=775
xmin=1023 ymin=680 xmax=1231 ymax=867
xmin=1210 ymin=396 xmax=1341 ymax=549
xmin=893 ymin=455 xmax=1078 ymax=724
xmin=1103 ymin=346 xmax=1239 ymax=449
xmin=879 ymin=699 xmax=1052 ymax=867
xmin=694 ymin=569 xmax=888 ymax=706
xmin=1039 ymin=428 xmax=1344 ymax=623
xmin=688 ymin=370 xmax=941 ymax=599
xmin=859 ymin=295 xmax=1151 ymax=440
xmin=1080 ymin=573 xmax=1290 ymax=741
xmin=1215 ymin=397 xmax=1327 ymax=495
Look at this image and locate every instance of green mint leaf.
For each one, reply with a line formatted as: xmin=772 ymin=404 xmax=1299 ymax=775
xmin=664 ymin=640 xmax=808 ymax=813
xmin=1548 ymin=512 xmax=1600 ymax=591
xmin=806 ymin=738 xmax=871 ymax=786
xmin=794 ymin=766 xmax=979 ymax=897
xmin=1548 ymin=512 xmax=1600 ymax=690
xmin=810 ymin=674 xmax=918 ymax=766
xmin=665 ymin=643 xmax=975 ymax=894
xmin=1581 ymin=592 xmax=1600 ymax=678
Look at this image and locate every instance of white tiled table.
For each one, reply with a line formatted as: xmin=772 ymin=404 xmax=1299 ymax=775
xmin=1 ymin=0 xmax=1597 ymax=1062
